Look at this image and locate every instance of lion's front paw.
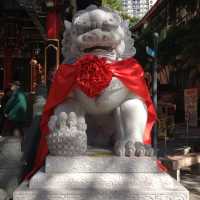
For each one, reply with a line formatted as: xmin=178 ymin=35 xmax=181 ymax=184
xmin=114 ymin=140 xmax=154 ymax=157
xmin=114 ymin=141 xmax=125 ymax=156
xmin=124 ymin=141 xmax=146 ymax=157
xmin=126 ymin=141 xmax=154 ymax=157
xmin=144 ymin=144 xmax=154 ymax=157
xmin=125 ymin=141 xmax=136 ymax=157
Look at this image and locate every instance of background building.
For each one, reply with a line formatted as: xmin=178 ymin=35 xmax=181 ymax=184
xmin=132 ymin=0 xmax=200 ymax=125
xmin=0 ymin=0 xmax=101 ymax=92
xmin=122 ymin=0 xmax=134 ymax=17
xmin=122 ymin=0 xmax=157 ymax=18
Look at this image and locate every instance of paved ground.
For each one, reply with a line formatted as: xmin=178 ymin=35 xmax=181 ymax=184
xmin=181 ymin=166 xmax=200 ymax=200
xmin=167 ymin=164 xmax=200 ymax=200
xmin=158 ymin=124 xmax=200 ymax=200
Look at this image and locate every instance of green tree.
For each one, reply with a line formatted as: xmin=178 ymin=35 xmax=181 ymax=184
xmin=126 ymin=15 xmax=140 ymax=27
xmin=101 ymin=0 xmax=124 ymax=12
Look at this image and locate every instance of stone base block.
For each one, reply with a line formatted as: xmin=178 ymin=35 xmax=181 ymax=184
xmin=45 ymin=155 xmax=158 ymax=173
xmin=29 ymin=171 xmax=187 ymax=191
xmin=13 ymin=151 xmax=189 ymax=200
xmin=14 ymin=173 xmax=189 ymax=200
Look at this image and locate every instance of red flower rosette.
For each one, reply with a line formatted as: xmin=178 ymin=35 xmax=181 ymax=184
xmin=76 ymin=54 xmax=112 ymax=97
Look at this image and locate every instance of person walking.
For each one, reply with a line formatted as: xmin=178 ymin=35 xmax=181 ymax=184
xmin=3 ymin=81 xmax=28 ymax=139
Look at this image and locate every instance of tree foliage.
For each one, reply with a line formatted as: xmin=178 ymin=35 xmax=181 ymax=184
xmin=101 ymin=0 xmax=124 ymax=12
xmin=128 ymin=16 xmax=140 ymax=27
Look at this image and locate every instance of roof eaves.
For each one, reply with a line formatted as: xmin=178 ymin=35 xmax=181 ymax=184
xmin=132 ymin=0 xmax=164 ymax=31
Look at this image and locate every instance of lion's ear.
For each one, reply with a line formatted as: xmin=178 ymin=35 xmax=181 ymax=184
xmin=64 ymin=20 xmax=71 ymax=31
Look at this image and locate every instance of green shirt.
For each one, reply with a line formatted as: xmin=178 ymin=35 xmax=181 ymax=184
xmin=4 ymin=89 xmax=28 ymax=122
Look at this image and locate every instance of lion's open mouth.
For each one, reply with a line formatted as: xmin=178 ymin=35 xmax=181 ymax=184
xmin=83 ymin=46 xmax=113 ymax=53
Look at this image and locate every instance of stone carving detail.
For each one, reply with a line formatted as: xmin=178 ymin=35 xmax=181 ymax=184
xmin=47 ymin=112 xmax=87 ymax=156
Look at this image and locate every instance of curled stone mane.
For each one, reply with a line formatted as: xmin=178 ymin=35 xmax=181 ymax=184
xmin=62 ymin=5 xmax=136 ymax=62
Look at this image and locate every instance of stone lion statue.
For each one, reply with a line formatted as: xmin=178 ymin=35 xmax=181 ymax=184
xmin=41 ymin=5 xmax=156 ymax=158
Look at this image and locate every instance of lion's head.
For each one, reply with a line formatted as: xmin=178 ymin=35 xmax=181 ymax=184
xmin=62 ymin=5 xmax=136 ymax=62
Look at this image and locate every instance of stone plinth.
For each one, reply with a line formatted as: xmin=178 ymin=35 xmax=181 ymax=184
xmin=13 ymin=149 xmax=189 ymax=200
xmin=29 ymin=171 xmax=187 ymax=191
xmin=0 ymin=137 xmax=23 ymax=198
xmin=14 ymin=174 xmax=189 ymax=200
xmin=45 ymin=156 xmax=158 ymax=173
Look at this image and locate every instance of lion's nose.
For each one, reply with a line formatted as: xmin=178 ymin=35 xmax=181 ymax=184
xmin=102 ymin=20 xmax=118 ymax=31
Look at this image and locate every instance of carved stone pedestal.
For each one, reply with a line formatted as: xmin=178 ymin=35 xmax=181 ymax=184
xmin=13 ymin=149 xmax=189 ymax=200
xmin=0 ymin=137 xmax=23 ymax=198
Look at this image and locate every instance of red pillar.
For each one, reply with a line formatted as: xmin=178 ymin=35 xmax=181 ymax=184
xmin=46 ymin=0 xmax=62 ymax=39
xmin=46 ymin=10 xmax=62 ymax=39
xmin=45 ymin=0 xmax=62 ymax=86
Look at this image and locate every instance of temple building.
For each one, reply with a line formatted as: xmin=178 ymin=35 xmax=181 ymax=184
xmin=132 ymin=0 xmax=200 ymax=131
xmin=122 ymin=0 xmax=157 ymax=18
xmin=0 ymin=0 xmax=101 ymax=93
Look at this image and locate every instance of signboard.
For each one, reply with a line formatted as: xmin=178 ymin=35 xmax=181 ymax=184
xmin=184 ymin=88 xmax=198 ymax=127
